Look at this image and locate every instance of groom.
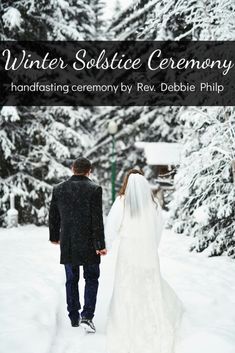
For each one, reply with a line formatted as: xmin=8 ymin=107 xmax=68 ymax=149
xmin=49 ymin=157 xmax=107 ymax=332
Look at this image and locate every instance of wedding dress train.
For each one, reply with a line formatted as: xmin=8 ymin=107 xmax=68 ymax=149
xmin=105 ymin=174 xmax=182 ymax=353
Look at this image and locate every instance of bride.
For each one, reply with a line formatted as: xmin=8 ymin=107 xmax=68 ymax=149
xmin=105 ymin=169 xmax=182 ymax=353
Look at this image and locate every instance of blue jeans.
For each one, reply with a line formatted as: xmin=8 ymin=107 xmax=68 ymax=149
xmin=64 ymin=264 xmax=100 ymax=322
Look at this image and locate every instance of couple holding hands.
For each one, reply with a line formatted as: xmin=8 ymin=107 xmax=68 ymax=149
xmin=49 ymin=157 xmax=182 ymax=353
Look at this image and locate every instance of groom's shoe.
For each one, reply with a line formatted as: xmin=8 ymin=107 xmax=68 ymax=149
xmin=80 ymin=318 xmax=96 ymax=333
xmin=71 ymin=319 xmax=80 ymax=327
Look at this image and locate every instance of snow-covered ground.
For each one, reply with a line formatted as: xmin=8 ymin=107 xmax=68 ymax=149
xmin=0 ymin=225 xmax=235 ymax=353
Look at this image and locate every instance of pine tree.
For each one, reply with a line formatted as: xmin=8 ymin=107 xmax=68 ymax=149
xmin=90 ymin=0 xmax=106 ymax=39
xmin=171 ymin=0 xmax=235 ymax=40
xmin=1 ymin=0 xmax=49 ymax=40
xmin=169 ymin=107 xmax=235 ymax=257
xmin=109 ymin=0 xmax=159 ymax=40
xmin=89 ymin=0 xmax=184 ymax=207
xmin=0 ymin=1 xmax=95 ymax=225
xmin=1 ymin=0 xmax=96 ymax=40
xmin=0 ymin=106 xmax=92 ymax=225
xmin=88 ymin=105 xmax=182 ymax=208
xmin=167 ymin=0 xmax=235 ymax=257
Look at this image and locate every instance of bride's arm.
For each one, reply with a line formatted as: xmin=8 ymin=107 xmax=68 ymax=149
xmin=105 ymin=196 xmax=124 ymax=250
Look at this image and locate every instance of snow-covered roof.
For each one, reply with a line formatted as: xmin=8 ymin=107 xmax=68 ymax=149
xmin=135 ymin=142 xmax=182 ymax=166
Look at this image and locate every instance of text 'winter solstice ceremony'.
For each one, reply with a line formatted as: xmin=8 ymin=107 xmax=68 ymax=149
xmin=0 ymin=41 xmax=234 ymax=105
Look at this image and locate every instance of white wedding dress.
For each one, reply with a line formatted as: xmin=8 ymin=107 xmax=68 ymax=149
xmin=105 ymin=174 xmax=182 ymax=353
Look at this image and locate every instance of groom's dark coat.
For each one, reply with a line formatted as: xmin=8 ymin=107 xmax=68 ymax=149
xmin=49 ymin=175 xmax=105 ymax=265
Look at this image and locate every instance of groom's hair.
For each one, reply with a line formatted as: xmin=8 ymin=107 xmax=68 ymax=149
xmin=73 ymin=157 xmax=92 ymax=175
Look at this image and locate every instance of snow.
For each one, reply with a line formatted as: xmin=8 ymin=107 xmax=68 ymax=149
xmin=135 ymin=142 xmax=182 ymax=166
xmin=1 ymin=107 xmax=20 ymax=122
xmin=0 ymin=225 xmax=235 ymax=353
xmin=2 ymin=7 xmax=22 ymax=31
xmin=104 ymin=0 xmax=133 ymax=18
xmin=193 ymin=205 xmax=209 ymax=225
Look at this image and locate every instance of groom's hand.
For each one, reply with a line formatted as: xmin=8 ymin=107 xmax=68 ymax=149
xmin=50 ymin=241 xmax=60 ymax=245
xmin=96 ymin=249 xmax=107 ymax=256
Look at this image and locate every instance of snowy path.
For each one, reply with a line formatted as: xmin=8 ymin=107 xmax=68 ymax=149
xmin=0 ymin=225 xmax=235 ymax=353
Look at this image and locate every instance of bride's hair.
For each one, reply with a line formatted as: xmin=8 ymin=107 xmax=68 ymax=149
xmin=119 ymin=168 xmax=158 ymax=209
xmin=119 ymin=169 xmax=144 ymax=196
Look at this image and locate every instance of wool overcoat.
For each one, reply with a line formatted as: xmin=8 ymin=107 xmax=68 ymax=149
xmin=49 ymin=175 xmax=105 ymax=265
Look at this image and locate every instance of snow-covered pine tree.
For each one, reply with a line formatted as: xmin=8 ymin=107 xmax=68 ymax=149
xmin=169 ymin=108 xmax=235 ymax=257
xmin=171 ymin=0 xmax=235 ymax=41
xmin=87 ymin=104 xmax=183 ymax=208
xmin=167 ymin=0 xmax=235 ymax=257
xmin=0 ymin=1 xmax=7 ymax=39
xmin=88 ymin=0 xmax=185 ymax=206
xmin=44 ymin=0 xmax=96 ymax=40
xmin=90 ymin=0 xmax=106 ymax=39
xmin=1 ymin=0 xmax=97 ymax=40
xmin=0 ymin=106 xmax=92 ymax=225
xmin=109 ymin=0 xmax=159 ymax=40
xmin=87 ymin=106 xmax=153 ymax=208
xmin=1 ymin=0 xmax=49 ymax=40
xmin=0 ymin=1 xmax=96 ymax=225
xmin=108 ymin=0 xmax=192 ymax=40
